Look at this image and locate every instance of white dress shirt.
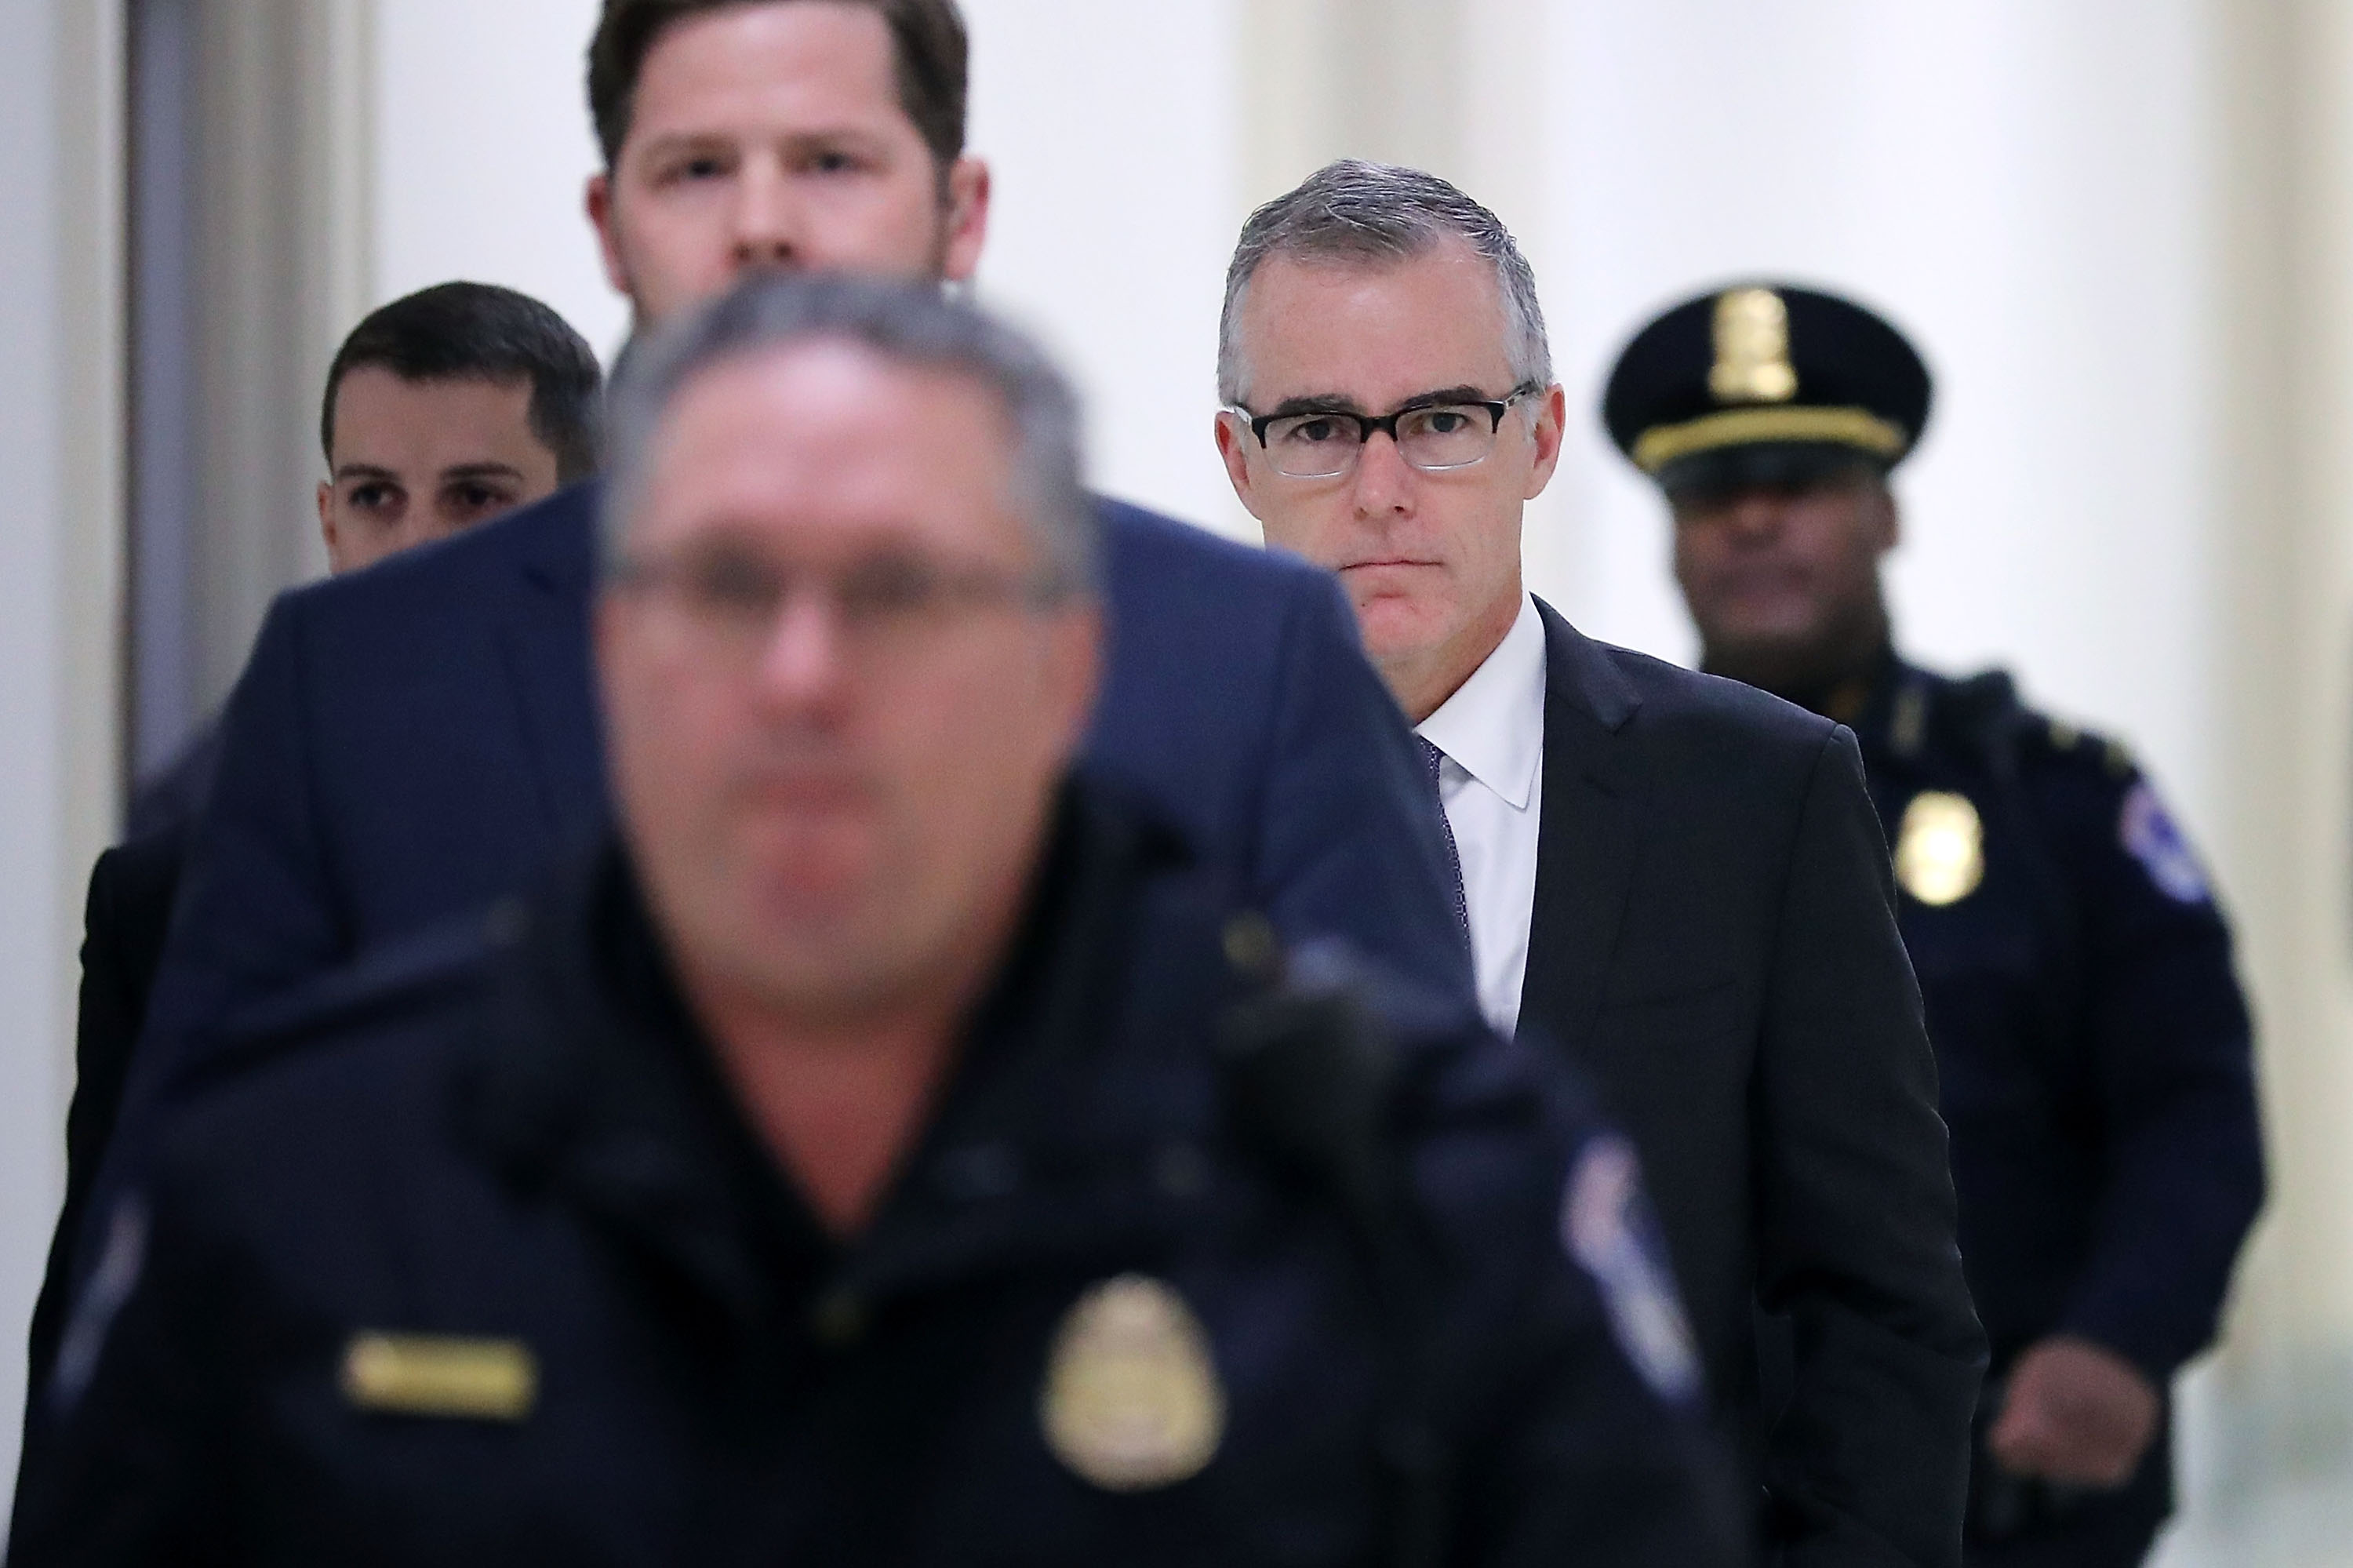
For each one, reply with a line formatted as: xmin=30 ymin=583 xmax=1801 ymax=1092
xmin=1416 ymin=594 xmax=1547 ymax=1035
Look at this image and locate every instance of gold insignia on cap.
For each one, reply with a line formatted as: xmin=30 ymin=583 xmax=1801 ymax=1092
xmin=1894 ymin=791 xmax=1984 ymax=907
xmin=342 ymin=1333 xmax=537 ymax=1422
xmin=1710 ymin=288 xmax=1799 ymax=405
xmin=1039 ymin=1275 xmax=1224 ymax=1491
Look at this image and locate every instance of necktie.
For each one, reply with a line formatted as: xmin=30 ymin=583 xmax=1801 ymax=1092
xmin=1417 ymin=737 xmax=1475 ymax=962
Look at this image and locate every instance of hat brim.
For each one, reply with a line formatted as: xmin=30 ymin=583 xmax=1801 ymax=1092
xmin=1657 ymin=442 xmax=1886 ymax=500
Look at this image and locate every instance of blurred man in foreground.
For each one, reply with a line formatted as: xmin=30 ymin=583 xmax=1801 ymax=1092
xmin=24 ymin=281 xmax=601 ymax=1413
xmin=1215 ymin=160 xmax=1984 ymax=1568
xmin=1606 ymin=282 xmax=2264 ymax=1566
xmin=13 ymin=275 xmax=1740 ymax=1568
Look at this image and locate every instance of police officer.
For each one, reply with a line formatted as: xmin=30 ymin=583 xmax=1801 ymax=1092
xmin=1602 ymin=282 xmax=2266 ymax=1566
xmin=12 ymin=275 xmax=1740 ymax=1567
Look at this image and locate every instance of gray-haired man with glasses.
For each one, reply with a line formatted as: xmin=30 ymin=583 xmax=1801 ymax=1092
xmin=1216 ymin=160 xmax=1985 ymax=1568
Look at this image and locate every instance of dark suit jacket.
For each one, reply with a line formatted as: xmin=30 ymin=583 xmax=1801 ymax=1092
xmin=27 ymin=829 xmax=190 ymax=1395
xmin=67 ymin=484 xmax=1467 ymax=1326
xmin=1518 ymin=601 xmax=1984 ymax=1568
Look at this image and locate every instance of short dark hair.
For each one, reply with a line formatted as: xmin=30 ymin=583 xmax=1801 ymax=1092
xmin=321 ymin=282 xmax=605 ymax=483
xmin=587 ymin=0 xmax=969 ymax=172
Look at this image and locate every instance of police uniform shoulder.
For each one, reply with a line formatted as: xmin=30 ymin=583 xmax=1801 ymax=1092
xmin=1892 ymin=661 xmax=2013 ymax=745
xmin=1959 ymin=684 xmax=2219 ymax=904
xmin=2013 ymin=698 xmax=2141 ymax=782
xmin=1890 ymin=661 xmax=2099 ymax=775
xmin=191 ymin=903 xmax=511 ymax=1093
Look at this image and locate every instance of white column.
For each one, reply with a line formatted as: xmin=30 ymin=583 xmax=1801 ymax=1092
xmin=0 ymin=0 xmax=124 ymax=1514
xmin=184 ymin=0 xmax=371 ymax=704
xmin=2184 ymin=0 xmax=2353 ymax=1512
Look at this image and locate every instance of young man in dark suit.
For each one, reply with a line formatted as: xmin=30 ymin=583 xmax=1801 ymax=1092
xmin=55 ymin=0 xmax=1467 ymax=1407
xmin=1214 ymin=159 xmax=1986 ymax=1567
xmin=26 ymin=281 xmax=602 ymax=1407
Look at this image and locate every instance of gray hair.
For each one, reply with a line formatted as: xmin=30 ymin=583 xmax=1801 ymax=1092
xmin=1218 ymin=159 xmax=1552 ymax=407
xmin=603 ymin=273 xmax=1096 ymax=592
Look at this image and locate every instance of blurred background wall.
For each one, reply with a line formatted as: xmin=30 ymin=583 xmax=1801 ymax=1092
xmin=3 ymin=0 xmax=2352 ymax=1555
xmin=0 ymin=0 xmax=121 ymax=1522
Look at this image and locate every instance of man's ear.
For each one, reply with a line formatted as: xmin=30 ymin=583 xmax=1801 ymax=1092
xmin=1876 ymin=479 xmax=1903 ymax=555
xmin=940 ymin=158 xmax=991 ymax=283
xmin=1213 ymin=412 xmax=1264 ymax=518
xmin=1525 ymin=384 xmax=1569 ymax=500
xmin=587 ymin=172 xmax=630 ymax=297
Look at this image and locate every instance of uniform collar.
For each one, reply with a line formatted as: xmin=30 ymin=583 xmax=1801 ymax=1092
xmin=462 ymin=783 xmax=1210 ymax=1330
xmin=1417 ymin=593 xmax=1547 ymax=810
xmin=1844 ymin=646 xmax=1931 ymax=762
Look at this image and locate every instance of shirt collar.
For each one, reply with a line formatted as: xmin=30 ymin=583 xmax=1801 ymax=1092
xmin=1416 ymin=594 xmax=1547 ymax=811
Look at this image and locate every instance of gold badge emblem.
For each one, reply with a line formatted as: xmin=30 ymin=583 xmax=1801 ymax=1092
xmin=1709 ymin=287 xmax=1799 ymax=404
xmin=1039 ymin=1275 xmax=1225 ymax=1491
xmin=1895 ymin=791 xmax=1984 ymax=906
xmin=341 ymin=1333 xmax=537 ymax=1422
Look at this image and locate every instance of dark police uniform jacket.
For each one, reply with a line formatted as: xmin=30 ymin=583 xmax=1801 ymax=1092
xmin=1849 ymin=657 xmax=2264 ymax=1533
xmin=14 ymin=789 xmax=1740 ymax=1568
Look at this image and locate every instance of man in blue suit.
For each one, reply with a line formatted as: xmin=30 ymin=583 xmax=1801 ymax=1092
xmin=51 ymin=0 xmax=1467 ymax=1389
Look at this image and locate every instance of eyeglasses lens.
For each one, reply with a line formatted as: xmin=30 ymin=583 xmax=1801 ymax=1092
xmin=1261 ymin=406 xmax=1499 ymax=478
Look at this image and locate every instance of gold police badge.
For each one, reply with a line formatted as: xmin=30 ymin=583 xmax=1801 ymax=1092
xmin=1710 ymin=287 xmax=1799 ymax=404
xmin=1039 ymin=1275 xmax=1225 ymax=1491
xmin=1895 ymin=791 xmax=1984 ymax=906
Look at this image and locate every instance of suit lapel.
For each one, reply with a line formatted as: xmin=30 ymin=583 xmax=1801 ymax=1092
xmin=1519 ymin=601 xmax=1647 ymax=1057
xmin=496 ymin=482 xmax=611 ymax=840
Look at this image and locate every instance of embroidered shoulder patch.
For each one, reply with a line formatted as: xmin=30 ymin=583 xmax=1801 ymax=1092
xmin=1560 ymin=1136 xmax=1703 ymax=1406
xmin=2120 ymin=781 xmax=2210 ymax=904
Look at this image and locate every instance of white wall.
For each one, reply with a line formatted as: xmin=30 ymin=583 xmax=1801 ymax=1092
xmin=1538 ymin=0 xmax=2222 ymax=841
xmin=962 ymin=0 xmax=1247 ymax=537
xmin=373 ymin=0 xmax=624 ymax=358
xmin=0 ymin=5 xmax=72 ymax=1503
xmin=0 ymin=0 xmax=121 ymax=1515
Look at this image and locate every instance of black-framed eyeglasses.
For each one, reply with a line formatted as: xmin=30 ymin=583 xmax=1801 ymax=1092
xmin=1229 ymin=382 xmax=1542 ymax=478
